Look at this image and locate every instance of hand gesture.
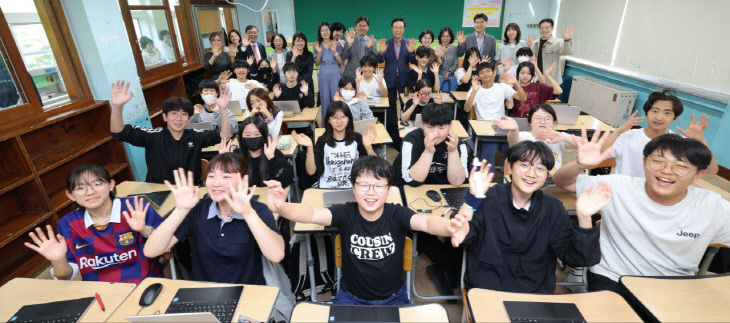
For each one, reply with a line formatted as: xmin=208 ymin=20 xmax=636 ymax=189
xmin=194 ymin=104 xmax=203 ymax=115
xmin=218 ymin=137 xmax=235 ymax=154
xmin=366 ymin=35 xmax=374 ymax=48
xmin=227 ymin=45 xmax=237 ymax=57
xmin=618 ymin=110 xmax=644 ymax=133
xmin=355 ymin=67 xmax=363 ymax=81
xmin=471 ymin=77 xmax=481 ymax=90
xmin=406 ymin=39 xmax=416 ymax=53
xmin=431 ymin=62 xmax=440 ymax=74
xmin=576 ymin=181 xmax=611 ymax=219
xmin=528 ymin=55 xmax=537 ymax=66
xmin=244 ymin=82 xmax=257 ymax=90
xmin=264 ymin=135 xmax=279 ymax=159
xmin=456 ymin=31 xmax=465 ymax=44
xmin=345 ymin=27 xmax=355 ymax=45
xmin=494 ymin=115 xmax=518 ymax=130
xmin=111 ymin=80 xmax=132 ymax=109
xmin=270 ymin=56 xmax=277 ymax=70
xmin=445 ymin=129 xmax=458 ymax=152
xmin=362 ymin=124 xmax=376 ymax=147
xmin=300 ymin=80 xmax=309 ymax=95
xmin=434 ymin=46 xmax=444 ymax=57
xmin=212 ymin=44 xmax=223 ymax=56
xmin=573 ymin=128 xmax=614 ymax=167
xmin=24 ymin=225 xmax=67 ymax=262
xmin=499 ymin=72 xmax=517 ymax=85
xmin=467 ymin=54 xmax=479 ymax=68
xmin=537 ymin=127 xmax=570 ymax=144
xmin=224 ymin=176 xmax=255 ymax=217
xmin=676 ymin=113 xmax=709 ymax=142
xmin=291 ymin=47 xmax=301 ymax=58
xmin=215 ymin=86 xmax=232 ymax=109
xmin=123 ymin=196 xmax=150 ymax=233
xmin=313 ymin=41 xmax=322 ymax=54
xmin=216 ymin=70 xmax=232 ymax=85
xmin=263 ymin=180 xmax=286 ymax=213
xmin=563 ymin=26 xmax=575 ymax=41
xmin=469 ymin=159 xmax=494 ymax=196
xmin=246 ymin=55 xmax=254 ymax=66
xmin=378 ymin=39 xmax=388 ymax=53
xmin=424 ymin=130 xmax=439 ymax=153
xmin=329 ymin=40 xmax=338 ymax=51
xmin=544 ymin=61 xmax=557 ymax=76
xmin=273 ymin=83 xmax=282 ymax=98
xmin=433 ymin=92 xmax=443 ymax=104
xmin=291 ymin=130 xmax=313 ymax=147
xmin=241 ymin=37 xmax=250 ymax=49
xmin=526 ymin=35 xmax=536 ymax=47
xmin=448 ymin=213 xmax=470 ymax=247
xmin=481 ymin=56 xmax=492 ymax=63
xmin=357 ymin=91 xmax=368 ymax=100
xmin=409 ymin=63 xmax=422 ymax=75
xmin=163 ymin=168 xmax=200 ymax=211
xmin=333 ymin=91 xmax=344 ymax=102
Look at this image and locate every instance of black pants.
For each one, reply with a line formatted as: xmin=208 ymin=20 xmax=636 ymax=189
xmin=588 ymin=271 xmax=657 ymax=322
xmin=387 ymin=83 xmax=403 ymax=148
xmin=417 ymin=233 xmax=462 ymax=289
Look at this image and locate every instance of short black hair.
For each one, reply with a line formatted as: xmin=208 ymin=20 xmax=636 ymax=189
xmin=139 ymin=36 xmax=153 ymax=49
xmin=422 ymin=103 xmax=451 ymax=126
xmin=473 ymin=13 xmax=488 ymax=22
xmin=476 ymin=61 xmax=496 ymax=73
xmin=515 ymin=47 xmax=533 ymax=57
xmin=269 ymin=33 xmax=287 ymax=49
xmin=198 ymin=79 xmax=218 ymax=92
xmin=158 ymin=30 xmax=170 ymax=42
xmin=507 ymin=140 xmax=555 ymax=170
xmin=527 ymin=104 xmax=558 ymax=124
xmin=643 ymin=134 xmax=712 ymax=171
xmin=414 ymin=78 xmax=432 ymax=92
xmin=438 ymin=27 xmax=455 ymax=45
xmin=415 ymin=46 xmax=432 ymax=58
xmin=539 ymin=18 xmax=554 ymax=27
xmin=359 ymin=54 xmax=378 ymax=68
xmin=350 ymin=155 xmax=393 ymax=185
xmin=419 ymin=30 xmax=434 ymax=43
xmin=245 ymin=25 xmax=257 ymax=33
xmin=331 ymin=22 xmax=345 ymax=32
xmin=642 ymin=90 xmax=683 ymax=119
xmin=391 ymin=18 xmax=405 ymax=27
xmin=232 ymin=59 xmax=250 ymax=70
xmin=162 ymin=97 xmax=194 ymax=116
xmin=355 ymin=16 xmax=370 ymax=26
xmin=283 ymin=62 xmax=299 ymax=73
xmin=338 ymin=75 xmax=357 ymax=89
xmin=516 ymin=61 xmax=535 ymax=79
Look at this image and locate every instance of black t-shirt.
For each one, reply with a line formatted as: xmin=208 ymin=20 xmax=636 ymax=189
xmin=402 ymin=98 xmax=435 ymax=121
xmin=329 ymin=202 xmax=414 ymax=300
xmin=407 ymin=68 xmax=436 ymax=90
xmin=275 ymin=83 xmax=315 ymax=109
xmin=111 ymin=125 xmax=220 ymax=184
xmin=396 ymin=128 xmax=470 ymax=186
xmin=239 ymin=149 xmax=292 ymax=188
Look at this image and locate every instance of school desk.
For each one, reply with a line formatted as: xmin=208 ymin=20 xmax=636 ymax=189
xmin=106 ymin=277 xmax=278 ymax=323
xmin=450 ymin=91 xmax=468 ymax=102
xmin=283 ymin=107 xmax=320 ymax=131
xmin=368 ymin=96 xmax=390 ymax=131
xmin=0 ymin=278 xmax=136 ymax=322
xmin=293 ymin=187 xmax=402 ymax=302
xmin=313 ymin=123 xmax=393 ymax=158
xmin=289 ymin=302 xmax=449 ymax=322
xmin=620 ymin=274 xmax=730 ymax=322
xmin=398 ymin=120 xmax=469 ymax=139
xmin=466 ymin=288 xmax=641 ymax=322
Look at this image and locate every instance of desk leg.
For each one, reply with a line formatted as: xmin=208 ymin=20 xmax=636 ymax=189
xmin=289 ymin=154 xmax=301 ymax=202
xmin=305 ymin=234 xmax=318 ymax=302
xmin=410 ymin=232 xmax=460 ymax=301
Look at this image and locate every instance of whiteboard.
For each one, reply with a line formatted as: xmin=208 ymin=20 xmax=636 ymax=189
xmin=557 ymin=0 xmax=730 ymax=95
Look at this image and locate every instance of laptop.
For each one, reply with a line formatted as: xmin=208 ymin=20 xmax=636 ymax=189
xmin=440 ymin=187 xmax=469 ymax=209
xmin=323 ymin=190 xmax=356 ymax=208
xmin=503 ymin=301 xmax=585 ymax=323
xmin=328 ymin=305 xmax=400 ymax=322
xmin=353 ymin=118 xmax=377 ymax=134
xmin=187 ymin=122 xmax=216 ymax=131
xmin=493 ymin=117 xmax=529 ymax=135
xmin=126 ymin=312 xmax=219 ymax=323
xmin=164 ymin=286 xmax=243 ymax=323
xmin=228 ymin=100 xmax=245 ymax=116
xmin=128 ymin=190 xmax=171 ymax=210
xmin=276 ymin=100 xmax=302 ymax=114
xmin=551 ymin=104 xmax=582 ymax=125
xmin=9 ymin=297 xmax=95 ymax=323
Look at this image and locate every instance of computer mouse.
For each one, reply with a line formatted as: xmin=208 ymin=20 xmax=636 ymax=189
xmin=139 ymin=283 xmax=163 ymax=306
xmin=426 ymin=190 xmax=442 ymax=202
xmin=400 ymin=120 xmax=410 ymax=127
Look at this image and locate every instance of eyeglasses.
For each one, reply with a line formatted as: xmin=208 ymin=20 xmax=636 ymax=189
xmin=533 ymin=117 xmax=554 ymax=123
xmin=647 ymin=157 xmax=693 ymax=176
xmin=330 ymin=115 xmax=348 ymax=122
xmin=72 ymin=180 xmax=107 ymax=193
xmin=515 ymin=162 xmax=548 ymax=176
xmin=354 ymin=182 xmax=387 ymax=194
xmin=417 ymin=92 xmax=432 ymax=97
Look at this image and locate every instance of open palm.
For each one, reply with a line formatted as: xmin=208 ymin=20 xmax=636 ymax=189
xmin=675 ymin=113 xmax=709 ymax=142
xmin=574 ymin=128 xmax=614 ymax=167
xmin=123 ymin=196 xmax=150 ymax=233
xmin=576 ymin=182 xmax=611 ymax=219
xmin=263 ymin=180 xmax=286 ymax=213
xmin=25 ymin=225 xmax=67 ymax=262
xmin=111 ymin=80 xmax=132 ymax=108
xmin=469 ymin=159 xmax=494 ymax=197
xmin=448 ymin=213 xmax=470 ymax=247
xmin=224 ymin=176 xmax=255 ymax=216
xmin=164 ymin=168 xmax=200 ymax=211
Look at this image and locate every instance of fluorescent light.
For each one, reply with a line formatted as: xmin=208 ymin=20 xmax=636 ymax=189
xmin=529 ymin=2 xmax=535 ymax=17
xmin=611 ymin=0 xmax=630 ymax=66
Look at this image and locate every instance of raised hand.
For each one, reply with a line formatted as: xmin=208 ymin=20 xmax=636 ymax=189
xmin=228 ymin=45 xmax=237 ymax=57
xmin=123 ymin=196 xmax=150 ymax=233
xmin=215 ymin=86 xmax=232 ymax=109
xmin=467 ymin=54 xmax=479 ymax=68
xmin=471 ymin=77 xmax=481 ymax=90
xmin=244 ymin=83 xmax=257 ymax=90
xmin=333 ymin=91 xmax=344 ymax=102
xmin=357 ymin=91 xmax=368 ymax=100
xmin=194 ymin=104 xmax=203 ymax=115
xmin=291 ymin=47 xmax=301 ymax=58
xmin=111 ymin=80 xmax=132 ymax=108
xmin=563 ymin=26 xmax=575 ymax=41
xmin=500 ymin=72 xmax=518 ymax=85
xmin=527 ymin=35 xmax=536 ymax=47
xmin=574 ymin=128 xmax=614 ymax=167
xmin=366 ymin=35 xmax=374 ymax=48
xmin=313 ymin=41 xmax=322 ymax=54
xmin=378 ymin=39 xmax=388 ymax=53
xmin=246 ymin=55 xmax=254 ymax=66
xmin=218 ymin=137 xmax=235 ymax=154
xmin=448 ymin=213 xmax=469 ymax=247
xmin=291 ymin=130 xmax=313 ymax=147
xmin=618 ymin=110 xmax=644 ymax=133
xmin=539 ymin=127 xmax=572 ymax=144
xmin=481 ymin=56 xmax=492 ymax=63
xmin=272 ymin=83 xmax=282 ymax=98
xmin=494 ymin=115 xmax=518 ymax=130
xmin=434 ymin=46 xmax=444 ymax=57
xmin=431 ymin=62 xmax=440 ymax=74
xmin=676 ymin=113 xmax=709 ymax=142
xmin=544 ymin=61 xmax=558 ymax=76
xmin=216 ymin=70 xmax=232 ymax=85
xmin=224 ymin=176 xmax=255 ymax=217
xmin=270 ymin=56 xmax=277 ymax=70
xmin=409 ymin=63 xmax=422 ymax=75
xmin=456 ymin=31 xmax=465 ymax=44
xmin=469 ymin=159 xmax=494 ymax=197
xmin=355 ymin=67 xmax=363 ymax=81
xmin=24 ymin=225 xmax=67 ymax=262
xmin=406 ymin=39 xmax=416 ymax=53
xmin=263 ymin=180 xmax=286 ymax=213
xmin=264 ymin=135 xmax=279 ymax=160
xmin=163 ymin=168 xmax=200 ymax=211
xmin=240 ymin=37 xmax=250 ymax=49
xmin=300 ymin=80 xmax=309 ymax=95
xmin=362 ymin=124 xmax=376 ymax=147
xmin=446 ymin=129 xmax=458 ymax=152
xmin=212 ymin=44 xmax=223 ymax=56
xmin=345 ymin=27 xmax=355 ymax=45
xmin=576 ymin=181 xmax=611 ymax=219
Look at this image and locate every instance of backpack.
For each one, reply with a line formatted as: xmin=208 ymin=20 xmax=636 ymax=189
xmin=288 ymin=233 xmax=336 ymax=301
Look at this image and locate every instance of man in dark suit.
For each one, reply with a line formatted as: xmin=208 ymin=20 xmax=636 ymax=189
xmin=456 ymin=13 xmax=496 ymax=61
xmin=377 ymin=18 xmax=415 ymax=147
xmin=342 ymin=16 xmax=377 ymax=79
xmin=240 ymin=25 xmax=267 ymax=79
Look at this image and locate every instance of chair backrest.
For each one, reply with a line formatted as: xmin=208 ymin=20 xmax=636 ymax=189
xmin=589 ymin=157 xmax=616 ymax=170
xmin=334 ymin=235 xmax=413 ymax=271
xmin=201 ymin=159 xmax=209 ymax=181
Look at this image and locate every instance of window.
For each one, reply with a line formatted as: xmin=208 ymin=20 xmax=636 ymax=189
xmin=262 ymin=10 xmax=279 ymax=43
xmin=0 ymin=43 xmax=24 ymax=109
xmin=191 ymin=5 xmax=238 ymax=62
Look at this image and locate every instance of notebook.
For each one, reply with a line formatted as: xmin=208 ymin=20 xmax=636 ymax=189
xmin=323 ymin=190 xmax=356 ymax=208
xmin=9 ymin=297 xmax=95 ymax=323
xmin=328 ymin=305 xmax=399 ymax=322
xmin=550 ymin=104 xmax=582 ymax=125
xmin=503 ymin=301 xmax=585 ymax=323
xmin=493 ymin=117 xmax=529 ymax=135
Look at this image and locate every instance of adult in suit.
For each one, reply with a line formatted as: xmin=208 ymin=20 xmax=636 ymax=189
xmin=456 ymin=13 xmax=496 ymax=61
xmin=240 ymin=25 xmax=268 ymax=80
xmin=377 ymin=18 xmax=415 ymax=147
xmin=342 ymin=16 xmax=377 ymax=79
xmin=528 ymin=18 xmax=573 ymax=85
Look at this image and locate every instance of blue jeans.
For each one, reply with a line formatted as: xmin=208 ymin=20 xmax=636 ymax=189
xmin=439 ymin=76 xmax=458 ymax=92
xmin=480 ymin=142 xmax=508 ymax=167
xmin=333 ymin=284 xmax=409 ymax=305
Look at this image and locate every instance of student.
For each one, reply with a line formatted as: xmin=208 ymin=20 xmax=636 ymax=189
xmin=286 ymin=32 xmax=314 ymax=92
xmin=264 ymin=156 xmax=454 ymax=305
xmin=273 ymin=62 xmax=314 ymax=110
xmin=333 ymin=76 xmax=374 ymax=121
xmin=434 ymin=27 xmax=459 ymax=92
xmin=144 ymin=154 xmax=285 ymax=284
xmin=268 ymin=33 xmax=289 ymax=83
xmin=110 ymin=80 xmax=231 ymax=184
xmin=529 ymin=18 xmax=573 ymax=84
xmin=241 ymin=25 xmax=267 ymax=79
xmin=398 ymin=103 xmax=469 ymax=186
xmin=552 ymin=132 xmax=730 ymax=294
xmin=246 ymin=88 xmax=283 ymax=136
xmin=504 ymin=47 xmax=542 ymax=84
xmin=500 ymin=104 xmax=576 ymax=170
xmin=449 ymin=142 xmax=604 ymax=293
xmin=356 ymin=54 xmax=387 ymax=98
xmin=456 ymin=13 xmax=496 ymax=60
xmin=401 ymin=79 xmax=441 ymax=122
xmin=291 ymin=102 xmax=376 ymax=189
xmin=601 ymin=90 xmax=719 ymax=177
xmin=314 ymin=22 xmax=343 ymax=123
xmin=464 ymin=61 xmax=526 ymax=164
xmin=226 ymin=29 xmax=243 ymax=62
xmin=508 ymin=61 xmax=561 ymax=118
xmin=140 ymin=36 xmax=164 ymax=68
xmin=220 ymin=117 xmax=292 ymax=188
xmin=203 ymin=32 xmax=232 ymax=80
xmin=218 ymin=60 xmax=264 ymax=109
xmin=192 ymin=79 xmax=238 ymax=134
xmin=378 ymin=18 xmax=415 ymax=147
xmin=24 ymin=164 xmax=163 ymax=283
xmin=253 ymin=59 xmax=280 ymax=91
xmin=495 ymin=23 xmax=526 ymax=73
xmin=407 ymin=46 xmax=440 ymax=93
xmin=453 ymin=47 xmax=481 ymax=91
xmin=342 ymin=16 xmax=377 ymax=79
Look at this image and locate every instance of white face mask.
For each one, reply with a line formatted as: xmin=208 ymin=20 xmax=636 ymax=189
xmin=517 ymin=56 xmax=530 ymax=63
xmin=341 ymin=89 xmax=355 ymax=101
xmin=201 ymin=94 xmax=216 ymax=105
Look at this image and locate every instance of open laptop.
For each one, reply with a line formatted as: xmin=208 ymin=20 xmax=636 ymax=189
xmin=493 ymin=117 xmax=529 ymax=135
xmin=353 ymin=117 xmax=377 ymax=134
xmin=328 ymin=305 xmax=400 ymax=322
xmin=323 ymin=190 xmax=356 ymax=208
xmin=128 ymin=190 xmax=171 ymax=210
xmin=276 ymin=100 xmax=302 ymax=115
xmin=503 ymin=301 xmax=585 ymax=323
xmin=126 ymin=312 xmax=219 ymax=323
xmin=163 ymin=286 xmax=243 ymax=323
xmin=551 ymin=104 xmax=582 ymax=125
xmin=9 ymin=297 xmax=95 ymax=323
xmin=228 ymin=100 xmax=245 ymax=117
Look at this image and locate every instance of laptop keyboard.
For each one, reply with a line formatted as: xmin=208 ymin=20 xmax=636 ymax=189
xmin=441 ymin=187 xmax=468 ymax=209
xmin=166 ymin=300 xmax=238 ymax=322
xmin=12 ymin=313 xmax=82 ymax=323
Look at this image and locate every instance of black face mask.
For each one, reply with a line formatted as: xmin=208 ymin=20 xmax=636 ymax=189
xmin=243 ymin=136 xmax=266 ymax=151
xmin=259 ymin=67 xmax=272 ymax=75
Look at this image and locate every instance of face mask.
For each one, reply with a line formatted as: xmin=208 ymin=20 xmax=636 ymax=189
xmin=341 ymin=89 xmax=355 ymax=101
xmin=260 ymin=67 xmax=272 ymax=75
xmin=243 ymin=136 xmax=266 ymax=151
xmin=517 ymin=56 xmax=530 ymax=63
xmin=201 ymin=94 xmax=216 ymax=105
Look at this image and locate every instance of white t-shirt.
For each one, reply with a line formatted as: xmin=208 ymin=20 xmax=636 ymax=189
xmin=358 ymin=76 xmax=386 ymax=97
xmin=576 ymin=174 xmax=730 ymax=282
xmin=518 ymin=131 xmax=568 ymax=170
xmin=226 ymin=79 xmax=264 ymax=108
xmin=466 ymin=83 xmax=516 ymax=121
xmin=609 ymin=128 xmax=674 ymax=177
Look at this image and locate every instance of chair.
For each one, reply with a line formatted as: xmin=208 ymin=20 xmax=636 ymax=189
xmin=698 ymin=244 xmax=729 ymax=275
xmin=584 ymin=157 xmax=616 ymax=174
xmin=334 ymin=235 xmax=414 ymax=302
xmin=201 ymin=159 xmax=209 ymax=182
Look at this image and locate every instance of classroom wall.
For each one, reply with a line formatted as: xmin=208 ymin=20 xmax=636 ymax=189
xmin=235 ymin=0 xmax=296 ymax=44
xmin=501 ymin=0 xmax=554 ymax=40
xmin=62 ymin=0 xmax=151 ymax=181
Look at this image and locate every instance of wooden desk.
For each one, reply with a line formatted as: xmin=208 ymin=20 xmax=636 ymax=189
xmin=234 ymin=110 xmax=251 ymax=122
xmin=368 ymin=96 xmax=390 ymax=108
xmin=400 ymin=92 xmax=454 ymax=104
xmin=116 ymin=181 xmax=176 ymax=216
xmin=284 ymin=107 xmax=320 ymax=131
xmin=694 ymin=178 xmax=730 ymax=200
xmin=467 ymin=288 xmax=641 ymax=322
xmin=290 ymin=302 xmax=449 ymax=322
xmin=451 ymin=91 xmax=468 ymax=101
xmin=553 ymin=115 xmax=615 ymax=132
xmin=398 ymin=120 xmax=468 ymax=139
xmin=107 ymin=277 xmax=278 ymax=322
xmin=542 ymin=185 xmax=576 ymax=211
xmin=620 ymin=274 xmax=730 ymax=322
xmin=0 ymin=278 xmax=135 ymax=322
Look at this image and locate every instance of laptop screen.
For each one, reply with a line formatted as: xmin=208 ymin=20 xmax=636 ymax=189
xmin=503 ymin=301 xmax=585 ymax=323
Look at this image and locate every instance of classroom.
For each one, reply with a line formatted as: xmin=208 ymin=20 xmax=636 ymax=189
xmin=0 ymin=0 xmax=729 ymax=322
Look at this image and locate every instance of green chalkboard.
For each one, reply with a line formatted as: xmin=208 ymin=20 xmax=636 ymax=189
xmin=293 ymin=0 xmax=506 ymax=44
